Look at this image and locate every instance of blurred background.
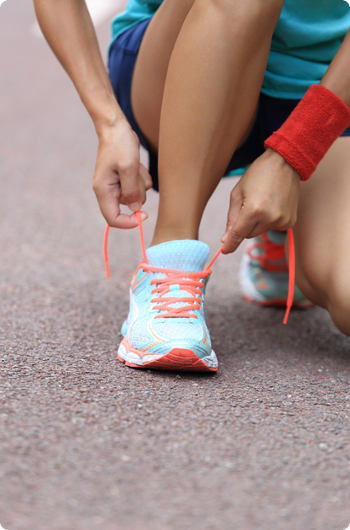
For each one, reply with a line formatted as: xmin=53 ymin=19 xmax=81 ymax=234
xmin=1 ymin=1 xmax=350 ymax=529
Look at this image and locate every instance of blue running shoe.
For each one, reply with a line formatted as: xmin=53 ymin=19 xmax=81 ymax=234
xmin=240 ymin=231 xmax=312 ymax=308
xmin=118 ymin=240 xmax=218 ymax=372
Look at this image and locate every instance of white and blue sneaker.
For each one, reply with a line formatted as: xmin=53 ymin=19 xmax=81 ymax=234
xmin=118 ymin=240 xmax=218 ymax=372
xmin=240 ymin=231 xmax=312 ymax=308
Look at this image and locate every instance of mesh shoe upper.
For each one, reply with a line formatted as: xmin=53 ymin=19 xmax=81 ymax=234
xmin=241 ymin=231 xmax=310 ymax=306
xmin=122 ymin=240 xmax=213 ymax=359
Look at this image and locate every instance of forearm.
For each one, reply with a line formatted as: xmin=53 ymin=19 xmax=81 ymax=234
xmin=263 ymin=27 xmax=350 ymax=183
xmin=320 ymin=27 xmax=350 ymax=107
xmin=33 ymin=0 xmax=123 ymax=134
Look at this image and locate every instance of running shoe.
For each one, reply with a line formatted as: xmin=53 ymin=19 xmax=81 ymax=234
xmin=118 ymin=238 xmax=219 ymax=372
xmin=240 ymin=230 xmax=312 ymax=308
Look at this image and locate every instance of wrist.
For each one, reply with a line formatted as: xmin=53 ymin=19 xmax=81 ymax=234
xmin=264 ymin=147 xmax=301 ymax=180
xmin=95 ymin=113 xmax=129 ymax=140
xmin=264 ymin=84 xmax=350 ymax=181
xmin=92 ymin=105 xmax=126 ymax=138
xmin=80 ymin=85 xmax=125 ymax=137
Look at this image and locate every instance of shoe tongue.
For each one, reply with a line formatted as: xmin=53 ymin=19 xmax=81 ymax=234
xmin=146 ymin=240 xmax=209 ymax=272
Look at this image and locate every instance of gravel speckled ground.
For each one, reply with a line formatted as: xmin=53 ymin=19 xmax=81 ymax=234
xmin=1 ymin=2 xmax=350 ymax=529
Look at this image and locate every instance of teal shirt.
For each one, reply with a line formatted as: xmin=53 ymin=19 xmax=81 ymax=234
xmin=263 ymin=0 xmax=350 ymax=98
xmin=111 ymin=0 xmax=161 ymax=44
xmin=110 ymin=0 xmax=350 ymax=99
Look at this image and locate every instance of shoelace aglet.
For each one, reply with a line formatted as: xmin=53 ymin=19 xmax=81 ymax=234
xmin=283 ymin=305 xmax=291 ymax=325
xmin=103 ymin=225 xmax=110 ymax=279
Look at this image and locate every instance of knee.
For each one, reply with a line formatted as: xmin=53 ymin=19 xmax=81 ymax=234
xmin=297 ymin=267 xmax=350 ymax=335
xmin=328 ymin=287 xmax=350 ymax=336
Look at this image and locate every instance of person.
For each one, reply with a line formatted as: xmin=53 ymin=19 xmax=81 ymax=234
xmin=34 ymin=0 xmax=350 ymax=372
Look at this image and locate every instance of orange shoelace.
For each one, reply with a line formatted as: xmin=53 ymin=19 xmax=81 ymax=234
xmin=103 ymin=213 xmax=295 ymax=324
xmin=247 ymin=232 xmax=289 ymax=273
xmin=145 ymin=266 xmax=212 ymax=319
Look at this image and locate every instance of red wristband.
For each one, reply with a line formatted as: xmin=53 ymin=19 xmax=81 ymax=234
xmin=264 ymin=84 xmax=350 ymax=181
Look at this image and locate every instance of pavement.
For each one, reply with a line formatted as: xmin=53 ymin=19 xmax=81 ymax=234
xmin=1 ymin=2 xmax=350 ymax=529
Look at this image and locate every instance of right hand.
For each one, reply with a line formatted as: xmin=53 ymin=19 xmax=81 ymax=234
xmin=92 ymin=119 xmax=153 ymax=229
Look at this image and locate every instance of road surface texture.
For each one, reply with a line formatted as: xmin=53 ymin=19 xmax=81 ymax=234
xmin=1 ymin=2 xmax=350 ymax=530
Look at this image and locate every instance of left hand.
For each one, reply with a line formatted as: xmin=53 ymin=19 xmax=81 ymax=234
xmin=221 ymin=148 xmax=301 ymax=254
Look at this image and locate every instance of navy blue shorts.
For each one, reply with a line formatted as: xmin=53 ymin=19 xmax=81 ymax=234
xmin=108 ymin=18 xmax=350 ymax=191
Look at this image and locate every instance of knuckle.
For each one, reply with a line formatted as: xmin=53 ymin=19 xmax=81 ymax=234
xmin=249 ymin=203 xmax=263 ymax=217
xmin=270 ymin=211 xmax=284 ymax=225
xmin=122 ymin=187 xmax=139 ymax=200
xmin=92 ymin=180 xmax=101 ymax=195
xmin=227 ymin=212 xmax=236 ymax=225
xmin=229 ymin=229 xmax=243 ymax=243
xmin=263 ymin=212 xmax=277 ymax=225
xmin=119 ymin=159 xmax=138 ymax=175
xmin=230 ymin=188 xmax=241 ymax=203
xmin=276 ymin=212 xmax=290 ymax=227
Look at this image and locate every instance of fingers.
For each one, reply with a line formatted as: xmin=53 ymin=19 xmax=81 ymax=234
xmin=112 ymin=211 xmax=148 ymax=229
xmin=221 ymin=183 xmax=297 ymax=254
xmin=99 ymin=192 xmax=148 ymax=229
xmin=93 ymin=178 xmax=148 ymax=229
xmin=118 ymin=155 xmax=143 ymax=212
xmin=118 ymin=133 xmax=152 ymax=211
xmin=119 ymin=168 xmax=151 ymax=206
xmin=221 ymin=185 xmax=248 ymax=254
xmin=139 ymin=163 xmax=153 ymax=191
xmin=245 ymin=210 xmax=297 ymax=239
xmin=221 ymin=206 xmax=258 ymax=254
xmin=116 ymin=160 xmax=152 ymax=210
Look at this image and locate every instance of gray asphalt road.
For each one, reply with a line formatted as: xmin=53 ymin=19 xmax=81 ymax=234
xmin=1 ymin=2 xmax=350 ymax=529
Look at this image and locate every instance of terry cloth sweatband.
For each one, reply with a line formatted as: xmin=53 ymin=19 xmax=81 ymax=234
xmin=264 ymin=84 xmax=350 ymax=181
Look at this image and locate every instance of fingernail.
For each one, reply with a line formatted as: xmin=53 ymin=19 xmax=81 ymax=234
xmin=129 ymin=202 xmax=141 ymax=211
xmin=221 ymin=232 xmax=228 ymax=243
xmin=140 ymin=211 xmax=148 ymax=221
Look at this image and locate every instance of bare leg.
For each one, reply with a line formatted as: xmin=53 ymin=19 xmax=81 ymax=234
xmin=132 ymin=0 xmax=284 ymax=244
xmin=295 ymin=137 xmax=350 ymax=335
xmin=132 ymin=0 xmax=195 ymax=153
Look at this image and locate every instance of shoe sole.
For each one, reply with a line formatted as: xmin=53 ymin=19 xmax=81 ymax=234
xmin=118 ymin=338 xmax=218 ymax=372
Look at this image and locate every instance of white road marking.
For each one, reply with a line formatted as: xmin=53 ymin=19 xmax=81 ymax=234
xmin=31 ymin=0 xmax=126 ymax=38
